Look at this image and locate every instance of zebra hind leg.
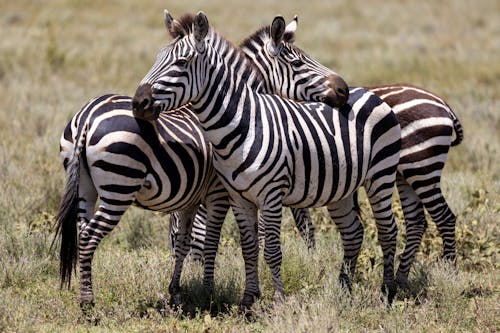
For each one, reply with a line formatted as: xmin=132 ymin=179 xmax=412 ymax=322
xmin=327 ymin=194 xmax=364 ymax=293
xmin=419 ymin=187 xmax=457 ymax=263
xmin=395 ymin=175 xmax=427 ymax=289
xmin=78 ymin=202 xmax=129 ymax=309
xmin=291 ymin=208 xmax=316 ymax=249
xmin=366 ymin=185 xmax=398 ymax=304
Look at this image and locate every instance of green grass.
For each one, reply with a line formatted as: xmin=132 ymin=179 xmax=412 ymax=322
xmin=0 ymin=0 xmax=499 ymax=332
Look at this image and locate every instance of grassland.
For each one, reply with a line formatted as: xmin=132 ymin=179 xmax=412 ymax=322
xmin=0 ymin=0 xmax=498 ymax=332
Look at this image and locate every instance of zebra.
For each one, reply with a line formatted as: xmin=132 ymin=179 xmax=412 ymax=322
xmin=363 ymin=84 xmax=462 ymax=286
xmin=55 ymin=94 xmax=231 ymax=308
xmin=132 ymin=11 xmax=401 ymax=307
xmin=53 ymin=17 xmax=349 ymax=308
xmin=188 ymin=18 xmax=463 ymax=289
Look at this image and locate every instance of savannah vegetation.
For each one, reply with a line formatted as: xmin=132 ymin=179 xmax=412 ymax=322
xmin=0 ymin=0 xmax=498 ymax=332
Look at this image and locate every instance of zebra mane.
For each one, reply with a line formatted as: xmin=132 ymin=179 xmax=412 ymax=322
xmin=239 ymin=25 xmax=295 ymax=50
xmin=168 ymin=13 xmax=265 ymax=88
xmin=168 ymin=13 xmax=196 ymax=38
xmin=204 ymin=20 xmax=265 ymax=88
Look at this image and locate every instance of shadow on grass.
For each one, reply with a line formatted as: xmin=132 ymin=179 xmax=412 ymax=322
xmin=135 ymin=277 xmax=241 ymax=319
xmin=396 ymin=264 xmax=431 ymax=304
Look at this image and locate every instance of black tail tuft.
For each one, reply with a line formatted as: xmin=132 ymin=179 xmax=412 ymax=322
xmin=52 ymin=158 xmax=80 ymax=289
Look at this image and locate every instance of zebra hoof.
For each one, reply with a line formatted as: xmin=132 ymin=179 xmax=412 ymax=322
xmin=203 ymin=279 xmax=215 ymax=295
xmin=273 ymin=290 xmax=285 ymax=304
xmin=381 ymin=281 xmax=397 ymax=305
xmin=395 ymin=273 xmax=409 ymax=290
xmin=79 ymin=301 xmax=99 ymax=325
xmin=169 ymin=292 xmax=182 ymax=308
xmin=443 ymin=253 xmax=457 ymax=269
xmin=338 ymin=272 xmax=353 ymax=293
xmin=239 ymin=292 xmax=260 ymax=310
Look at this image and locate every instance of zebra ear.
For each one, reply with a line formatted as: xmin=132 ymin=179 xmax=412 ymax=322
xmin=283 ymin=15 xmax=298 ymax=43
xmin=164 ymin=9 xmax=184 ymax=38
xmin=193 ymin=11 xmax=209 ymax=52
xmin=269 ymin=15 xmax=286 ymax=56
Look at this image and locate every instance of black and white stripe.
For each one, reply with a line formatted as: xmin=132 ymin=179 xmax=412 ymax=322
xmin=54 ymin=15 xmax=349 ymax=308
xmin=55 ymin=94 xmax=229 ymax=307
xmin=239 ymin=19 xmax=463 ymax=287
xmin=133 ymin=12 xmax=401 ymax=307
xmin=189 ymin=18 xmax=463 ymax=289
xmin=368 ymin=84 xmax=462 ymax=286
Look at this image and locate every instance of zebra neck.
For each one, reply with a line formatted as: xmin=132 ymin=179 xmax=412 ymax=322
xmin=190 ymin=45 xmax=261 ymax=125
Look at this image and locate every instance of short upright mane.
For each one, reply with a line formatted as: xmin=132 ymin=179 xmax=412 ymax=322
xmin=170 ymin=13 xmax=196 ymax=38
xmin=170 ymin=13 xmax=266 ymax=88
xmin=239 ymin=24 xmax=295 ymax=50
xmin=203 ymin=21 xmax=265 ymax=87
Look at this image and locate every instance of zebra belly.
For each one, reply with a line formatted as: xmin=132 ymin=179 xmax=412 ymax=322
xmin=282 ymin=159 xmax=361 ymax=208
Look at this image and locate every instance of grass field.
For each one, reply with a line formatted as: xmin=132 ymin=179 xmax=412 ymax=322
xmin=0 ymin=0 xmax=498 ymax=332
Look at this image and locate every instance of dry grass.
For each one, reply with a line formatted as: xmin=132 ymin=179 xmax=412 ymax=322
xmin=0 ymin=0 xmax=498 ymax=332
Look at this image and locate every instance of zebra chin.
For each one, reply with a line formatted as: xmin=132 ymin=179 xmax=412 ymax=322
xmin=319 ymin=74 xmax=349 ymax=108
xmin=315 ymin=90 xmax=348 ymax=109
xmin=132 ymin=105 xmax=160 ymax=121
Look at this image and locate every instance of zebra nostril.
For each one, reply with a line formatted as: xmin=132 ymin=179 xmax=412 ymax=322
xmin=140 ymin=98 xmax=150 ymax=110
xmin=132 ymin=99 xmax=140 ymax=111
xmin=336 ymin=87 xmax=347 ymax=98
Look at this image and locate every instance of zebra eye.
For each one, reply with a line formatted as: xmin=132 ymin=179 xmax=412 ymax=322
xmin=175 ymin=58 xmax=188 ymax=67
xmin=291 ymin=59 xmax=304 ymax=67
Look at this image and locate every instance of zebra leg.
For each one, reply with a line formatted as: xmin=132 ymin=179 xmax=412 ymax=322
xmin=168 ymin=212 xmax=179 ymax=255
xmin=262 ymin=200 xmax=285 ymax=303
xmin=417 ymin=186 xmax=457 ymax=263
xmin=168 ymin=207 xmax=197 ymax=306
xmin=169 ymin=208 xmax=206 ymax=261
xmin=257 ymin=213 xmax=266 ymax=248
xmin=77 ymin=163 xmax=98 ymax=232
xmin=201 ymin=189 xmax=230 ymax=294
xmin=395 ymin=174 xmax=427 ymax=289
xmin=190 ymin=205 xmax=208 ymax=261
xmin=366 ymin=183 xmax=398 ymax=304
xmin=327 ymin=194 xmax=364 ymax=292
xmin=231 ymin=197 xmax=260 ymax=309
xmin=78 ymin=201 xmax=129 ymax=308
xmin=291 ymin=208 xmax=316 ymax=249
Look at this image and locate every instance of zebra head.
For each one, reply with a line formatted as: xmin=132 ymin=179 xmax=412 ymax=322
xmin=240 ymin=16 xmax=349 ymax=108
xmin=133 ymin=11 xmax=216 ymax=120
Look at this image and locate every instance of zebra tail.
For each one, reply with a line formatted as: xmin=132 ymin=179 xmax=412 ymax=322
xmin=447 ymin=104 xmax=464 ymax=147
xmin=52 ymin=123 xmax=88 ymax=289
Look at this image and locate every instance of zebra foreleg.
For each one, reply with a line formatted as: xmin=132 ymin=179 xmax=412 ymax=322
xmin=190 ymin=206 xmax=208 ymax=261
xmin=261 ymin=199 xmax=285 ymax=304
xmin=327 ymin=194 xmax=364 ymax=292
xmin=395 ymin=175 xmax=427 ymax=289
xmin=168 ymin=207 xmax=197 ymax=306
xmin=201 ymin=190 xmax=230 ymax=294
xmin=231 ymin=197 xmax=260 ymax=309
